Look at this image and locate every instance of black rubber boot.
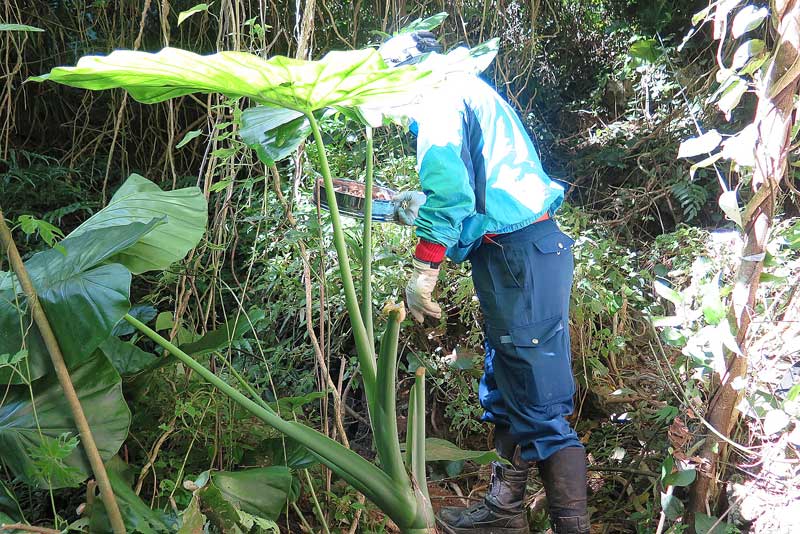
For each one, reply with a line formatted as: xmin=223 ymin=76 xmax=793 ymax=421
xmin=436 ymin=460 xmax=530 ymax=534
xmin=538 ymin=447 xmax=590 ymax=534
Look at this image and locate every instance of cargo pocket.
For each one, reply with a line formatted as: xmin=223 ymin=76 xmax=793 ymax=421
xmin=532 ymin=230 xmax=575 ymax=256
xmin=497 ymin=315 xmax=575 ymax=405
xmin=529 ymin=230 xmax=575 ymax=318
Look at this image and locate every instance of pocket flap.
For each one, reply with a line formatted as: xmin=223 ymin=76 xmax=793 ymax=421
xmin=503 ymin=316 xmax=564 ymax=348
xmin=532 ymin=232 xmax=574 ymax=254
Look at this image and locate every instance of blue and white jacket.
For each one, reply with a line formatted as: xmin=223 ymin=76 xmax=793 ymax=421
xmin=411 ymin=73 xmax=564 ymax=263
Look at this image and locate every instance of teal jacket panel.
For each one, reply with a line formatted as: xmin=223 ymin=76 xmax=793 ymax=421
xmin=412 ymin=74 xmax=564 ymax=263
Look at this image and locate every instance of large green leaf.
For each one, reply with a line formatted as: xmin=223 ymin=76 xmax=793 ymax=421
xmin=0 ymin=354 xmax=131 ymax=489
xmin=419 ymin=438 xmax=501 ymax=465
xmin=399 ymin=12 xmax=448 ymax=34
xmin=0 ymin=222 xmax=158 ymax=384
xmin=261 ymin=437 xmax=317 ymax=470
xmin=31 ymin=47 xmax=432 ymax=113
xmin=179 ymin=308 xmax=262 ymax=356
xmin=89 ymin=456 xmax=173 ymax=534
xmin=98 ymin=336 xmax=158 ymax=376
xmin=192 ymin=467 xmax=295 ymax=521
xmin=70 ymin=174 xmax=207 ymax=274
xmin=0 ymin=480 xmax=23 ymax=522
xmin=239 ymin=106 xmax=309 ymax=165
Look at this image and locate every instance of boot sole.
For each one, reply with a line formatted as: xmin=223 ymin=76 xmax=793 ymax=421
xmin=436 ymin=519 xmax=529 ymax=534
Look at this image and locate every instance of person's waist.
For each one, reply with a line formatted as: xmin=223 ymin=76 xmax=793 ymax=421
xmin=482 ymin=212 xmax=550 ymax=243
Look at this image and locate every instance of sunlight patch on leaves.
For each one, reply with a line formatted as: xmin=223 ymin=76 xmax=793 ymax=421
xmin=678 ymin=130 xmax=722 ymax=158
xmin=731 ymin=6 xmax=768 ymax=38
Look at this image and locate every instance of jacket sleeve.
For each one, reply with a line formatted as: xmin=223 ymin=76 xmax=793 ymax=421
xmin=413 ymin=98 xmax=475 ymax=250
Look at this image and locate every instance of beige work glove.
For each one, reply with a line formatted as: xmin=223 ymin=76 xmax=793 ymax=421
xmin=405 ymin=258 xmax=442 ymax=323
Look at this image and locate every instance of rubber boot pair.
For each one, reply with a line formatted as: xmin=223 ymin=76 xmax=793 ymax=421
xmin=436 ymin=445 xmax=589 ymax=534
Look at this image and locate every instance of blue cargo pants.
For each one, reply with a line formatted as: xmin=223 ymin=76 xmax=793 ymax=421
xmin=469 ymin=218 xmax=583 ymax=463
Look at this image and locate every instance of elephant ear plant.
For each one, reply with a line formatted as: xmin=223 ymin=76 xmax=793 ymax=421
xmin=0 ymin=175 xmax=208 ymax=532
xmin=29 ymin=47 xmax=448 ymax=532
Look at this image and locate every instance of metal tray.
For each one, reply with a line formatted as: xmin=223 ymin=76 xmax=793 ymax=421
xmin=314 ymin=178 xmax=397 ymax=222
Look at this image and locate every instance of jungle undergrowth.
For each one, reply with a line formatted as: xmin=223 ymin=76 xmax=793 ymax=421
xmin=5 ymin=1 xmax=799 ymax=533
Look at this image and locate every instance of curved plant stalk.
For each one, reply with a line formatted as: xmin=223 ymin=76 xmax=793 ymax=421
xmin=401 ymin=366 xmax=434 ymax=534
xmin=686 ymin=2 xmax=800 ymax=522
xmin=306 ymin=112 xmax=377 ymax=409
xmin=0 ymin=210 xmax=126 ymax=534
xmin=410 ymin=367 xmax=432 ymax=504
xmin=409 ymin=368 xmax=428 ymax=496
xmin=304 ymin=115 xmax=435 ymax=532
xmin=405 ymin=390 xmax=415 ymax=468
xmin=361 ymin=126 xmax=375 ymax=349
xmin=123 ymin=314 xmax=429 ymax=530
xmin=132 ymin=113 xmax=437 ymax=532
xmin=374 ymin=304 xmax=410 ymax=485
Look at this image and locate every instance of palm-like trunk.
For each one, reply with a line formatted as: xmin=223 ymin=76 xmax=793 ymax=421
xmin=687 ymin=2 xmax=800 ymax=526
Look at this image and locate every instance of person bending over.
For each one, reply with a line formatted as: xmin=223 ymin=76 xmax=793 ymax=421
xmin=381 ymin=31 xmax=590 ymax=534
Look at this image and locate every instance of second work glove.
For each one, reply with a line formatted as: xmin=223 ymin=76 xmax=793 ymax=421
xmin=406 ymin=258 xmax=442 ymax=323
xmin=392 ymin=191 xmax=427 ymax=226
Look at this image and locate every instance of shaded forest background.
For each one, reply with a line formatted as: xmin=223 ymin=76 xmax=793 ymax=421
xmin=2 ymin=1 xmax=799 ymax=533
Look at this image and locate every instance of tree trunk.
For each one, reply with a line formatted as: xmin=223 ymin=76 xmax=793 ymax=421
xmin=687 ymin=1 xmax=800 ymax=527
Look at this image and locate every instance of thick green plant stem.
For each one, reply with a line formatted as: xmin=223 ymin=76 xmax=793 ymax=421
xmin=123 ymin=314 xmax=421 ymax=527
xmin=0 ymin=210 xmax=127 ymax=534
xmin=410 ymin=368 xmax=430 ymax=503
xmin=374 ymin=307 xmax=410 ymax=485
xmin=408 ymin=368 xmax=434 ymax=532
xmin=405 ymin=388 xmax=415 ymax=468
xmin=361 ymin=126 xmax=375 ymax=349
xmin=306 ymin=112 xmax=377 ymax=405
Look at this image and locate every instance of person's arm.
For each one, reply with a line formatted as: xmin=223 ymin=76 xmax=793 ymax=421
xmin=403 ymin=97 xmax=474 ymax=322
xmin=412 ymin=97 xmax=475 ymax=264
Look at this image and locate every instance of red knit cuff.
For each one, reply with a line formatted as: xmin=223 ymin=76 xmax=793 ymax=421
xmin=414 ymin=240 xmax=446 ymax=263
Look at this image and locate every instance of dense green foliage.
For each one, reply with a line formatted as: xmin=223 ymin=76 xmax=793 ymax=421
xmin=2 ymin=1 xmax=799 ymax=533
